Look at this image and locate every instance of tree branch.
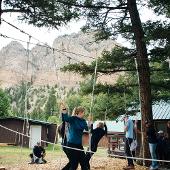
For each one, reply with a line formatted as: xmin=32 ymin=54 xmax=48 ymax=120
xmin=56 ymin=0 xmax=127 ymax=10
xmin=96 ymin=68 xmax=168 ymax=74
xmin=2 ymin=9 xmax=27 ymax=13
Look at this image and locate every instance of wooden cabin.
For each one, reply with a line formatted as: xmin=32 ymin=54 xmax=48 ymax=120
xmin=0 ymin=117 xmax=57 ymax=148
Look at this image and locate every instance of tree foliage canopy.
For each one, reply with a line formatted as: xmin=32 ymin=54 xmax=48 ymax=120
xmin=0 ymin=88 xmax=10 ymax=118
xmin=63 ymin=46 xmax=170 ymax=100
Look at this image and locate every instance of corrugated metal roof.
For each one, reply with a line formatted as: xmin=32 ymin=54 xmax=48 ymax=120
xmin=117 ymin=101 xmax=170 ymax=121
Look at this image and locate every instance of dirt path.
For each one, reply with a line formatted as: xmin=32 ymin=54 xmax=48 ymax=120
xmin=3 ymin=156 xmax=149 ymax=170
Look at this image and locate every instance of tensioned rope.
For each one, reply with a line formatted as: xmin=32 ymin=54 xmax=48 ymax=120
xmin=89 ymin=50 xmax=98 ymax=119
xmin=51 ymin=47 xmax=60 ymax=153
xmin=1 ymin=124 xmax=170 ymax=163
xmin=1 ymin=18 xmax=95 ymax=60
xmin=51 ymin=44 xmax=72 ymax=170
xmin=25 ymin=36 xmax=31 ymax=135
xmin=20 ymin=35 xmax=31 ymax=162
xmin=105 ymin=88 xmax=109 ymax=120
xmin=89 ymin=49 xmax=98 ymax=155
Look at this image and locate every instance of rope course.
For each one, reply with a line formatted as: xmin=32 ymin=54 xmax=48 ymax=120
xmin=0 ymin=17 xmax=170 ymax=170
xmin=1 ymin=124 xmax=170 ymax=164
xmin=2 ymin=18 xmax=99 ymax=164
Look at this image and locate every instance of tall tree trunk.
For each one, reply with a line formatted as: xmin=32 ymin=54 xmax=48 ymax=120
xmin=127 ymin=0 xmax=153 ymax=165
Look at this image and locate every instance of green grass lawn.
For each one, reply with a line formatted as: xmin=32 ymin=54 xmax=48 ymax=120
xmin=0 ymin=144 xmax=108 ymax=166
xmin=0 ymin=144 xmax=63 ymax=166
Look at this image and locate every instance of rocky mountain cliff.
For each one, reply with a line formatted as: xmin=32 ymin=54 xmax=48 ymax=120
xmin=0 ymin=32 xmax=118 ymax=88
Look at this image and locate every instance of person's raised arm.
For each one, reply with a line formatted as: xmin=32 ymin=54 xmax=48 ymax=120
xmin=60 ymin=103 xmax=73 ymax=123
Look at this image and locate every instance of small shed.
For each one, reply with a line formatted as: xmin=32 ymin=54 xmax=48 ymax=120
xmin=0 ymin=117 xmax=57 ymax=148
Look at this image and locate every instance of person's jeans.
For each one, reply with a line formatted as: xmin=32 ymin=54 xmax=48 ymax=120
xmin=85 ymin=152 xmax=94 ymax=169
xmin=67 ymin=143 xmax=88 ymax=170
xmin=125 ymin=138 xmax=134 ymax=166
xmin=149 ymin=143 xmax=158 ymax=168
xmin=62 ymin=146 xmax=71 ymax=170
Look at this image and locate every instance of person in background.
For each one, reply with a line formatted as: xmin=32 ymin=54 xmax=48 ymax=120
xmin=29 ymin=142 xmax=47 ymax=164
xmin=167 ymin=121 xmax=170 ymax=139
xmin=146 ymin=120 xmax=158 ymax=170
xmin=164 ymin=122 xmax=170 ymax=168
xmin=123 ymin=114 xmax=135 ymax=170
xmin=131 ymin=120 xmax=138 ymax=160
xmin=62 ymin=105 xmax=88 ymax=170
xmin=85 ymin=122 xmax=107 ymax=170
xmin=157 ymin=130 xmax=165 ymax=166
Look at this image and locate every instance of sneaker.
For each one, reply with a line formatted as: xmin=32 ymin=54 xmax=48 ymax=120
xmin=28 ymin=161 xmax=35 ymax=164
xmin=123 ymin=165 xmax=135 ymax=170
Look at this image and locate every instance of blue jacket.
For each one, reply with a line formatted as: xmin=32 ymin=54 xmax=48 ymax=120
xmin=62 ymin=113 xmax=88 ymax=145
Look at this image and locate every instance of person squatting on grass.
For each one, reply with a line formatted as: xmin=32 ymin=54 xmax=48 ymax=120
xmin=29 ymin=142 xmax=47 ymax=164
xmin=61 ymin=105 xmax=89 ymax=170
xmin=85 ymin=122 xmax=107 ymax=170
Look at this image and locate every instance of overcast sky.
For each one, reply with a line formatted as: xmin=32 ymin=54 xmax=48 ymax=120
xmin=0 ymin=6 xmax=167 ymax=51
xmin=0 ymin=13 xmax=88 ymax=50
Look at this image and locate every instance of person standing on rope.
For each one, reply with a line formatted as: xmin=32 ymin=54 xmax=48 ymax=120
xmin=146 ymin=120 xmax=158 ymax=170
xmin=61 ymin=105 xmax=88 ymax=170
xmin=85 ymin=121 xmax=107 ymax=170
xmin=123 ymin=114 xmax=135 ymax=170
